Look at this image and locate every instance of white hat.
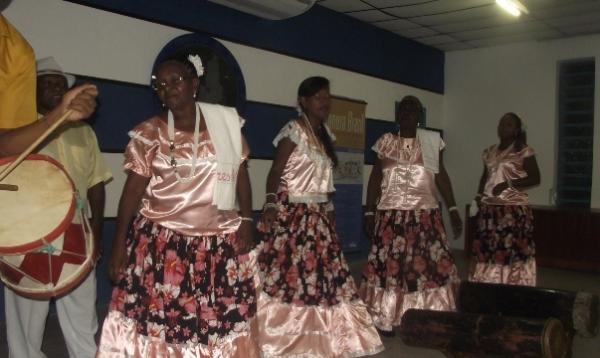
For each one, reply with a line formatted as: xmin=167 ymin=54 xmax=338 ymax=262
xmin=36 ymin=57 xmax=76 ymax=88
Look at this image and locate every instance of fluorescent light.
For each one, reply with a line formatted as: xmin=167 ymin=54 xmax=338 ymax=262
xmin=496 ymin=0 xmax=529 ymax=17
xmin=496 ymin=0 xmax=521 ymax=16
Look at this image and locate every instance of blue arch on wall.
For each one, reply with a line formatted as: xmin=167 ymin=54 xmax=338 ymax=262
xmin=153 ymin=33 xmax=247 ymax=113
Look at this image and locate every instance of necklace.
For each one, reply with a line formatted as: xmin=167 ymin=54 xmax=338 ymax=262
xmin=302 ymin=114 xmax=325 ymax=153
xmin=402 ymin=139 xmax=415 ymax=156
xmin=396 ymin=135 xmax=419 ymax=202
xmin=397 ymin=135 xmax=418 ymax=161
xmin=490 ymin=142 xmax=514 ymax=170
xmin=167 ymin=102 xmax=200 ymax=183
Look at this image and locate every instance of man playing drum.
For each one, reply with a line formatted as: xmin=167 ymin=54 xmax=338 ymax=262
xmin=0 ymin=56 xmax=111 ymax=358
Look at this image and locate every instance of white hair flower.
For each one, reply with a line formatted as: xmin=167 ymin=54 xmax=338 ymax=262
xmin=187 ymin=54 xmax=204 ymax=77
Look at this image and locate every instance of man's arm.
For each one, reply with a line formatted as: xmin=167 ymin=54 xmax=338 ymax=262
xmin=0 ymin=84 xmax=98 ymax=156
xmin=87 ymin=182 xmax=105 ymax=261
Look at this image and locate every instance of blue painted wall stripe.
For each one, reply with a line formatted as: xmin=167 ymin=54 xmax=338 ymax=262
xmin=79 ymin=74 xmax=397 ymax=161
xmin=66 ymin=0 xmax=444 ymax=93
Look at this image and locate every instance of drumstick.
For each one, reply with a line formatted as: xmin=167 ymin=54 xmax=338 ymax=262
xmin=0 ymin=110 xmax=73 ymax=184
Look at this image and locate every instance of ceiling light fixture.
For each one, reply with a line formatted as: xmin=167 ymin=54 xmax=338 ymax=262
xmin=496 ymin=0 xmax=529 ymax=17
xmin=208 ymin=0 xmax=316 ymax=20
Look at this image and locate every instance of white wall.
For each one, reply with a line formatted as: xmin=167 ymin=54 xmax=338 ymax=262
xmin=5 ymin=0 xmax=443 ymax=216
xmin=444 ymin=34 xmax=600 ymax=249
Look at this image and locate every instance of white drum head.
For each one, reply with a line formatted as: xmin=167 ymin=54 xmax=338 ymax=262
xmin=0 ymin=155 xmax=75 ymax=254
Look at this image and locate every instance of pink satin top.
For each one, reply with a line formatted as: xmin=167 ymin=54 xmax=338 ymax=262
xmin=124 ymin=116 xmax=249 ymax=236
xmin=275 ymin=120 xmax=335 ymax=203
xmin=481 ymin=144 xmax=535 ymax=206
xmin=374 ymin=133 xmax=443 ymax=211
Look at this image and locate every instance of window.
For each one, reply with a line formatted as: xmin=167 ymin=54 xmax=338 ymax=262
xmin=556 ymin=59 xmax=595 ymax=207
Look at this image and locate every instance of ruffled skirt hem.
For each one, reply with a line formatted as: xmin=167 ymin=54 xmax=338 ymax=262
xmin=358 ymin=280 xmax=458 ymax=332
xmin=255 ymin=293 xmax=384 ymax=358
xmin=96 ymin=310 xmax=260 ymax=358
xmin=468 ymin=258 xmax=536 ymax=286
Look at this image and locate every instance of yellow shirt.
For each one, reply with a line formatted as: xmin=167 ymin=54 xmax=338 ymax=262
xmin=37 ymin=114 xmax=112 ymax=206
xmin=0 ymin=15 xmax=37 ymax=129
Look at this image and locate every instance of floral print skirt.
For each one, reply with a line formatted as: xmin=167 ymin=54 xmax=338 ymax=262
xmin=359 ymin=208 xmax=459 ymax=331
xmin=255 ymin=193 xmax=383 ymax=358
xmin=97 ymin=215 xmax=259 ymax=358
xmin=469 ymin=204 xmax=536 ymax=286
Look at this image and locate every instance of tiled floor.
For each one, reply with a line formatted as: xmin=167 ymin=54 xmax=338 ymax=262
xmin=1 ymin=250 xmax=599 ymax=357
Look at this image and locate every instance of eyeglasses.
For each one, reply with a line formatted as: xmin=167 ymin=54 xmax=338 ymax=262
xmin=150 ymin=75 xmax=192 ymax=91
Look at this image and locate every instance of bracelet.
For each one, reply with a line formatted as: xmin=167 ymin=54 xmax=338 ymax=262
xmin=240 ymin=217 xmax=253 ymax=222
xmin=263 ymin=202 xmax=279 ymax=210
xmin=448 ymin=206 xmax=459 ymax=213
xmin=364 ymin=211 xmax=375 ymax=216
xmin=266 ymin=193 xmax=277 ymax=199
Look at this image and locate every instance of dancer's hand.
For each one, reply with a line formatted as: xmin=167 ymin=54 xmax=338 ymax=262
xmin=326 ymin=210 xmax=335 ymax=225
xmin=450 ymin=211 xmax=463 ymax=240
xmin=492 ymin=181 xmax=510 ymax=196
xmin=364 ymin=214 xmax=375 ymax=240
xmin=327 ymin=210 xmax=335 ymax=231
xmin=107 ymin=239 xmax=127 ymax=283
xmin=260 ymin=206 xmax=278 ymax=232
xmin=235 ymin=220 xmax=254 ymax=255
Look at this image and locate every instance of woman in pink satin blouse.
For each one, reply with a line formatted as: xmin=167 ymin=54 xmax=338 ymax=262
xmin=470 ymin=112 xmax=540 ymax=286
xmin=255 ymin=76 xmax=383 ymax=357
xmin=98 ymin=54 xmax=259 ymax=357
xmin=359 ymin=95 xmax=462 ymax=336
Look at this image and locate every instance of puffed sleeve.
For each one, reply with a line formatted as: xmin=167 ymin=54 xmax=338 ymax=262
xmin=273 ymin=120 xmax=300 ymax=147
xmin=123 ymin=119 xmax=159 ymax=177
xmin=481 ymin=145 xmax=494 ymax=163
xmin=371 ymin=132 xmax=394 ymax=159
xmin=521 ymin=145 xmax=535 ymax=159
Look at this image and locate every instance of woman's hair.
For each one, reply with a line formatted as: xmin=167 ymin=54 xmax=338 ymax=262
xmin=297 ymin=76 xmax=329 ymax=99
xmin=152 ymin=53 xmax=202 ymax=103
xmin=153 ymin=53 xmax=200 ymax=79
xmin=297 ymin=76 xmax=338 ymax=167
xmin=504 ymin=112 xmax=527 ymax=150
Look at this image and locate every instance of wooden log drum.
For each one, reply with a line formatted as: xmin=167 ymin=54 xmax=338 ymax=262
xmin=458 ymin=281 xmax=599 ymax=338
xmin=399 ymin=309 xmax=569 ymax=358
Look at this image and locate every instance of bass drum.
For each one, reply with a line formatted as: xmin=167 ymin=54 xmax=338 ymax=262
xmin=0 ymin=154 xmax=94 ymax=299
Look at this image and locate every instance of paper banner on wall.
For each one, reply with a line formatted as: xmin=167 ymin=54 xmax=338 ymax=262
xmin=327 ymin=96 xmax=366 ymax=252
